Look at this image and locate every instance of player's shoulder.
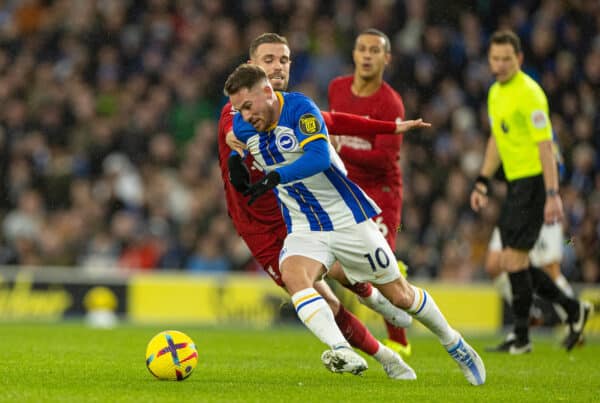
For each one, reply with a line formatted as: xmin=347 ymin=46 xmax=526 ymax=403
xmin=329 ymin=75 xmax=353 ymax=90
xmin=487 ymin=81 xmax=501 ymax=101
xmin=380 ymin=81 xmax=402 ymax=100
xmin=282 ymin=91 xmax=318 ymax=111
xmin=219 ymin=101 xmax=235 ymax=119
xmin=218 ymin=101 xmax=236 ymax=135
xmin=518 ymin=71 xmax=547 ymax=98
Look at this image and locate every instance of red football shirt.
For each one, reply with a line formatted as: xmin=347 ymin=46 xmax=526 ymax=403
xmin=328 ymin=76 xmax=405 ymax=190
xmin=217 ymin=102 xmax=283 ymax=234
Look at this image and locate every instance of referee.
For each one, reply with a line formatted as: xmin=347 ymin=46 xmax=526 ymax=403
xmin=470 ymin=30 xmax=591 ymax=354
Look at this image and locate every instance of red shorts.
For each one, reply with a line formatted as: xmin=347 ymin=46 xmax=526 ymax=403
xmin=240 ymin=226 xmax=288 ymax=287
xmin=362 ymin=185 xmax=402 ymax=249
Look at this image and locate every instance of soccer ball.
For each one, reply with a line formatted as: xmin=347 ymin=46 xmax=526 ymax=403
xmin=145 ymin=330 xmax=198 ymax=380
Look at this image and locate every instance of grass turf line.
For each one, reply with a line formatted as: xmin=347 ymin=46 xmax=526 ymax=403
xmin=0 ymin=323 xmax=598 ymax=402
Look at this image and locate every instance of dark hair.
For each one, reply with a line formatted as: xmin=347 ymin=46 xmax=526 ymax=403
xmin=223 ymin=64 xmax=268 ymax=96
xmin=249 ymin=33 xmax=289 ymax=59
xmin=357 ymin=28 xmax=391 ymax=53
xmin=489 ymin=30 xmax=522 ymax=54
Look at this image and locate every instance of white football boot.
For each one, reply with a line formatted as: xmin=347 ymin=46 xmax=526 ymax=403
xmin=378 ymin=346 xmax=417 ymax=380
xmin=321 ymin=346 xmax=368 ymax=375
xmin=446 ymin=336 xmax=486 ymax=386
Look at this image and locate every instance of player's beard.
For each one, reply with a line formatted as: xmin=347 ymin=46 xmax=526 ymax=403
xmin=251 ymin=108 xmax=274 ymax=132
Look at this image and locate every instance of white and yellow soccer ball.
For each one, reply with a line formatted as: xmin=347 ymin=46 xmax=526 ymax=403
xmin=145 ymin=330 xmax=198 ymax=380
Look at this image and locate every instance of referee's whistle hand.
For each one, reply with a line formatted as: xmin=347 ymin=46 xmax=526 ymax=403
xmin=544 ymin=195 xmax=564 ymax=224
xmin=470 ymin=190 xmax=488 ymax=212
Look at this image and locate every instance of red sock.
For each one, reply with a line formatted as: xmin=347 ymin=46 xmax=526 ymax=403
xmin=345 ymin=281 xmax=373 ymax=298
xmin=385 ymin=320 xmax=408 ymax=346
xmin=335 ymin=305 xmax=379 ymax=355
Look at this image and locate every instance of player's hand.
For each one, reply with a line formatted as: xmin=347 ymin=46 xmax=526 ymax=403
xmin=470 ymin=189 xmax=488 ymax=212
xmin=544 ymin=193 xmax=564 ymax=223
xmin=395 ymin=118 xmax=432 ymax=133
xmin=227 ymin=154 xmax=250 ymax=193
xmin=243 ymin=171 xmax=280 ymax=205
xmin=226 ymin=131 xmax=246 ymax=155
xmin=470 ymin=176 xmax=490 ymax=212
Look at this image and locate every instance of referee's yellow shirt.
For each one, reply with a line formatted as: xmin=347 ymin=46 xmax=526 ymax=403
xmin=487 ymin=70 xmax=553 ymax=181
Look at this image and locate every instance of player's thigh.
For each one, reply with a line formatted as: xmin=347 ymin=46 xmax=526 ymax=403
xmin=529 ymin=222 xmax=563 ymax=268
xmin=374 ymin=276 xmax=414 ymax=309
xmin=498 ymin=176 xmax=545 ymax=251
xmin=332 ymin=220 xmax=400 ymax=285
xmin=280 ymin=254 xmax=328 ymax=294
xmin=501 ymin=247 xmax=530 ymax=272
xmin=327 ymin=261 xmax=351 ymax=287
xmin=242 ymin=229 xmax=286 ymax=287
xmin=280 ymin=230 xmax=336 ymax=274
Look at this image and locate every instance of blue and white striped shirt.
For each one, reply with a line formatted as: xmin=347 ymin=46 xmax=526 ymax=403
xmin=233 ymin=91 xmax=380 ymax=233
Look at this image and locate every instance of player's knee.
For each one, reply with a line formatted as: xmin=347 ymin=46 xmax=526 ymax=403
xmin=327 ymin=261 xmax=349 ymax=285
xmin=501 ymin=249 xmax=529 ymax=272
xmin=379 ymin=278 xmax=413 ymax=309
xmin=280 ymin=266 xmax=305 ymax=294
xmin=485 ymin=254 xmax=502 ymax=278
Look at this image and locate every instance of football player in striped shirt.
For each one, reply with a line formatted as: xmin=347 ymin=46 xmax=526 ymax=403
xmin=224 ymin=63 xmax=485 ymax=385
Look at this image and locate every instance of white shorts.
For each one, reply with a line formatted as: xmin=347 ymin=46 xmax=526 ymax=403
xmin=280 ymin=220 xmax=400 ymax=285
xmin=488 ymin=223 xmax=563 ymax=267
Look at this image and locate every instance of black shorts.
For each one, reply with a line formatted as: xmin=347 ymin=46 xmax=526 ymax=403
xmin=498 ymin=174 xmax=545 ymax=250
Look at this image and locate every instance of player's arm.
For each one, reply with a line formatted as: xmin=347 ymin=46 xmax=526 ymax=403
xmin=333 ymin=94 xmax=407 ymax=174
xmin=522 ymin=85 xmax=564 ymax=223
xmin=225 ymin=130 xmax=246 ymax=155
xmin=529 ymin=103 xmax=563 ymax=223
xmin=322 ymin=111 xmax=430 ymax=136
xmin=336 ymin=125 xmax=402 ymax=175
xmin=470 ymin=136 xmax=501 ymax=212
xmin=539 ymin=140 xmax=563 ymax=223
xmin=228 ymin=116 xmax=256 ymax=193
xmin=243 ymin=140 xmax=329 ymax=205
xmin=243 ymin=100 xmax=330 ymax=205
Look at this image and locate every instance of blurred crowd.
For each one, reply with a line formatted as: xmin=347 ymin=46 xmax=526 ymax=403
xmin=0 ymin=0 xmax=598 ymax=283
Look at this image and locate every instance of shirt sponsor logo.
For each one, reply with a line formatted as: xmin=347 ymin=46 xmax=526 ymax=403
xmin=531 ymin=110 xmax=547 ymax=129
xmin=338 ymin=136 xmax=372 ymax=150
xmin=299 ymin=113 xmax=321 ymax=135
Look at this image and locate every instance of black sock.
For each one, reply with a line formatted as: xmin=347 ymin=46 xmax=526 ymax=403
xmin=529 ymin=266 xmax=580 ymax=322
xmin=509 ymin=270 xmax=533 ymax=342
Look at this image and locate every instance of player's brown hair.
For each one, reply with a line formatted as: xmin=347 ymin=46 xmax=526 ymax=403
xmin=249 ymin=33 xmax=289 ymax=59
xmin=489 ymin=30 xmax=522 ymax=54
xmin=357 ymin=28 xmax=391 ymax=53
xmin=223 ymin=64 xmax=268 ymax=96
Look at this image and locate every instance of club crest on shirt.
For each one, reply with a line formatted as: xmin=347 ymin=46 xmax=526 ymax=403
xmin=531 ymin=110 xmax=547 ymax=129
xmin=299 ymin=113 xmax=321 ymax=135
xmin=276 ymin=130 xmax=298 ymax=152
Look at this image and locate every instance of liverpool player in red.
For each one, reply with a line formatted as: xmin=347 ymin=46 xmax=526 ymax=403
xmin=328 ymin=29 xmax=412 ymax=357
xmin=218 ymin=34 xmax=428 ymax=376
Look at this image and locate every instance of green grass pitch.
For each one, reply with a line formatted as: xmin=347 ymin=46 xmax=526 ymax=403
xmin=1 ymin=323 xmax=598 ymax=402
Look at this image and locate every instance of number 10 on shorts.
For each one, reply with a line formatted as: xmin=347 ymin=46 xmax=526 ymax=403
xmin=363 ymin=247 xmax=391 ymax=272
